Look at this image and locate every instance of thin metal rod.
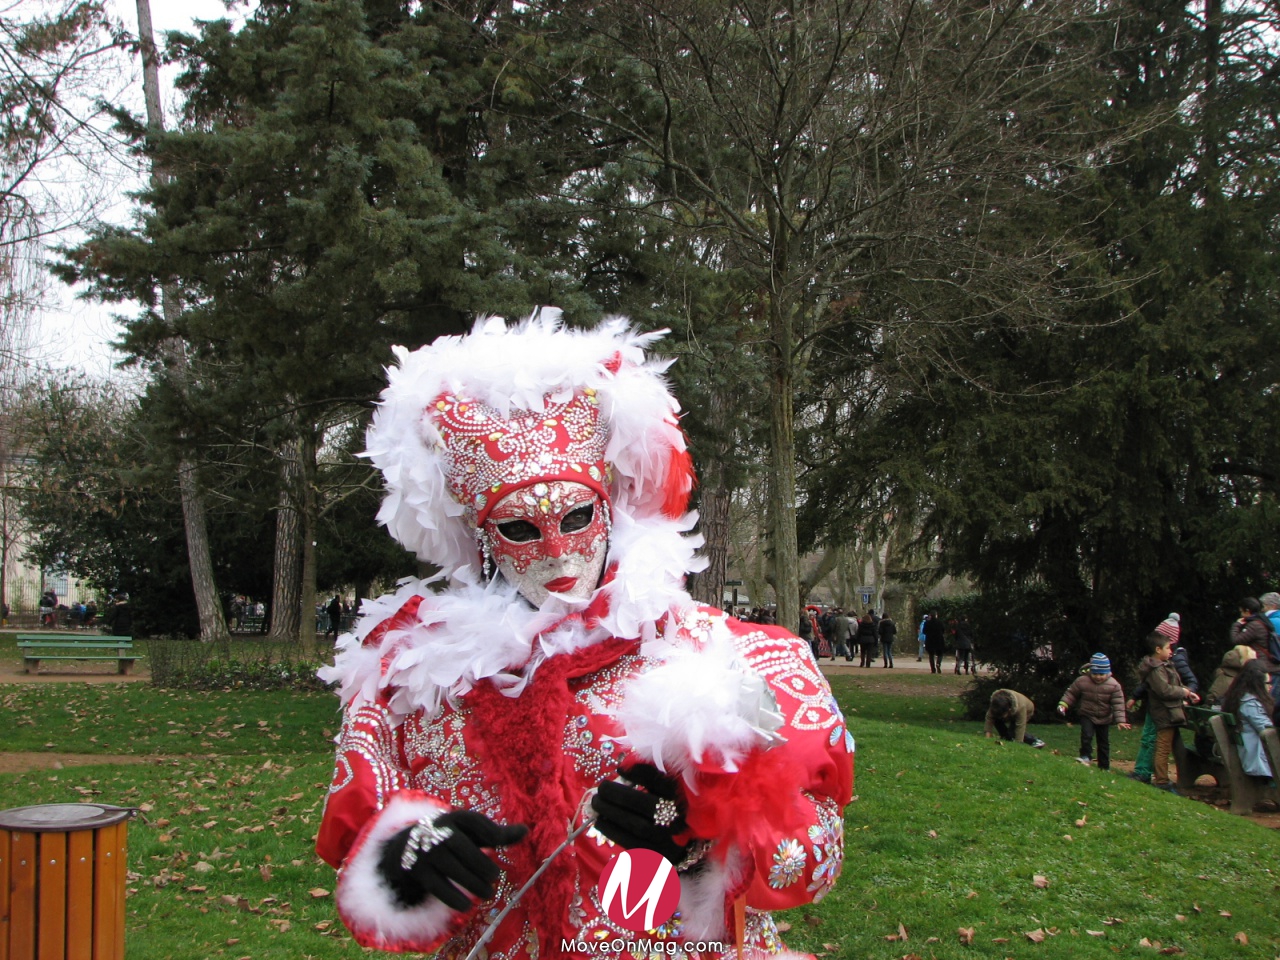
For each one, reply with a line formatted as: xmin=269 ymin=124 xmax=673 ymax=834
xmin=461 ymin=818 xmax=595 ymax=960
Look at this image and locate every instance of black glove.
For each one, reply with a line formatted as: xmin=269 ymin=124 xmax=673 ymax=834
xmin=590 ymin=762 xmax=690 ymax=865
xmin=377 ymin=809 xmax=528 ymax=910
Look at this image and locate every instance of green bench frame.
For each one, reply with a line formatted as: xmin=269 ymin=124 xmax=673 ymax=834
xmin=1177 ymin=705 xmax=1280 ymax=814
xmin=1207 ymin=709 xmax=1280 ymax=814
xmin=1173 ymin=706 xmax=1229 ymax=791
xmin=16 ymin=634 xmax=139 ymax=675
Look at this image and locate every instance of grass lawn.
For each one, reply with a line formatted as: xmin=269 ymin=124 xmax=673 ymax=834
xmin=0 ymin=670 xmax=1276 ymax=959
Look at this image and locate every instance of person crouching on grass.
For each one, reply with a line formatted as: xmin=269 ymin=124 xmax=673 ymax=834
xmin=1136 ymin=631 xmax=1201 ymax=793
xmin=1056 ymin=653 xmax=1130 ymax=770
xmin=984 ymin=689 xmax=1046 ymax=748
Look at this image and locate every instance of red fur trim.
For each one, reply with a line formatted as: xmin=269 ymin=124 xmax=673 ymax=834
xmin=684 ymin=746 xmax=808 ymax=871
xmin=660 ymin=443 xmax=696 ymax=519
xmin=465 ymin=639 xmax=637 ymax=960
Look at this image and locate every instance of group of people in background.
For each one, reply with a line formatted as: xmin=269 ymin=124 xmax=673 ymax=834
xmin=989 ymin=600 xmax=1280 ymax=795
xmin=798 ymin=606 xmax=900 ymax=667
xmin=917 ymin=613 xmax=976 ymax=674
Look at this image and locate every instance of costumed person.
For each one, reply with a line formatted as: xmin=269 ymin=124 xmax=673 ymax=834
xmin=315 ymin=312 xmax=855 ymax=959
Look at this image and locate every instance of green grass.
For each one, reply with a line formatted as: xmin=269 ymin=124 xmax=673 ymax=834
xmin=0 ymin=673 xmax=1276 ymax=959
xmin=0 ymin=686 xmax=338 ymax=754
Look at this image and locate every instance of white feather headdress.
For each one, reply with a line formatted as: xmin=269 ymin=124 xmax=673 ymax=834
xmin=364 ymin=309 xmax=696 ymax=576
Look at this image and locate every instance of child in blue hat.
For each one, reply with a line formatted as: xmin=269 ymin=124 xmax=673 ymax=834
xmin=1057 ymin=653 xmax=1130 ymax=770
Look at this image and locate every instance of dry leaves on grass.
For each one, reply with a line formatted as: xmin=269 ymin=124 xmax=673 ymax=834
xmin=1025 ymin=929 xmax=1046 ymax=943
xmin=1234 ymin=932 xmax=1249 ymax=945
xmin=958 ymin=927 xmax=975 ymax=945
xmin=884 ymin=924 xmax=910 ymax=942
xmin=1033 ymin=874 xmax=1050 ymax=889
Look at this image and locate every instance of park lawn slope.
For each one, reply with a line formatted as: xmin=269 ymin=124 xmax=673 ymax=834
xmin=0 ymin=678 xmax=1275 ymax=958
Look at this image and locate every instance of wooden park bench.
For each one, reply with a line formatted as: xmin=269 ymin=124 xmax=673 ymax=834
xmin=1194 ymin=707 xmax=1280 ymax=814
xmin=16 ymin=634 xmax=140 ymax=675
xmin=1173 ymin=706 xmax=1229 ymax=791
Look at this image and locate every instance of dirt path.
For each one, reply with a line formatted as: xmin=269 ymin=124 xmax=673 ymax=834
xmin=0 ymin=660 xmax=150 ymax=684
xmin=0 ymin=752 xmax=160 ymax=774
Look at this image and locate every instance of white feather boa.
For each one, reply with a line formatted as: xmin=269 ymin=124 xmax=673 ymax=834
xmin=318 ymin=511 xmax=708 ymax=720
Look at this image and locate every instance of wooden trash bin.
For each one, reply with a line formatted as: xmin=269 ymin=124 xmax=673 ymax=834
xmin=0 ymin=804 xmax=136 ymax=960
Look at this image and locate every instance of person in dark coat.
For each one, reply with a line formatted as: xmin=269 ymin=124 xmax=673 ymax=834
xmin=878 ymin=613 xmax=897 ymax=668
xmin=103 ymin=592 xmax=133 ymax=637
xmin=326 ymin=595 xmax=344 ymax=640
xmin=923 ymin=612 xmax=946 ymax=673
xmin=856 ymin=612 xmax=878 ymax=667
xmin=952 ymin=617 xmax=974 ymax=675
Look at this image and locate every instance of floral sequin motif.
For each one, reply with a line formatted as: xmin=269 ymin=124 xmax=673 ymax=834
xmin=805 ymin=795 xmax=845 ymax=901
xmin=768 ymin=838 xmax=808 ymax=888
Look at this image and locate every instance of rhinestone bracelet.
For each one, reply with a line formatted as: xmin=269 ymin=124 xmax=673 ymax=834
xmin=400 ymin=816 xmax=455 ymax=872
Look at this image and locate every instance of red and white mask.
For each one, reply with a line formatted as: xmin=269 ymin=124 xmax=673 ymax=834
xmin=481 ymin=480 xmax=610 ymax=608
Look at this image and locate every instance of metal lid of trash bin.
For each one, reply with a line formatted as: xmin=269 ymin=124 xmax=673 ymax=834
xmin=0 ymin=803 xmax=136 ymax=832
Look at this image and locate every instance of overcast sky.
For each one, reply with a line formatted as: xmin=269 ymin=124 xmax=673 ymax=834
xmin=36 ymin=0 xmax=254 ymax=379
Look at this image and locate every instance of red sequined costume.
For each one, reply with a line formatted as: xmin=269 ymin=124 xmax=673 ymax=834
xmin=316 ymin=313 xmax=854 ymax=958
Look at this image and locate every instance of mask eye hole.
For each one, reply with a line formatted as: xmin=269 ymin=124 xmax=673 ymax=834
xmin=496 ymin=519 xmax=541 ymax=543
xmin=560 ymin=504 xmax=594 ymax=534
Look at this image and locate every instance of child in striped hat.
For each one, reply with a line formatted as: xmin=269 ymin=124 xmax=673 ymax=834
xmin=1057 ymin=653 xmax=1130 ymax=770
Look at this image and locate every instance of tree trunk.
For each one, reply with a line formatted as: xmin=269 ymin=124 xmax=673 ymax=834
xmin=299 ymin=426 xmax=319 ymax=644
xmin=687 ymin=387 xmax=730 ymax=608
xmin=136 ymin=0 xmax=227 ymax=641
xmin=768 ymin=299 xmax=800 ymax=634
xmin=268 ymin=437 xmax=304 ymax=642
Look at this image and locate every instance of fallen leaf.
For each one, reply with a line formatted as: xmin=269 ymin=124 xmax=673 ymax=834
xmin=1192 ymin=904 xmax=1201 ymax=913
xmin=1175 ymin=914 xmax=1185 ymax=922
xmin=309 ymin=887 xmax=330 ymax=899
xmin=927 ymin=830 xmax=938 ymax=839
xmin=774 ymin=922 xmax=791 ymax=934
xmin=1033 ymin=875 xmax=1049 ymax=889
xmin=1026 ymin=929 xmax=1046 ymax=943
xmin=803 ymin=914 xmax=822 ymax=927
xmin=898 ymin=923 xmax=909 ymax=941
xmin=259 ymin=864 xmax=272 ymax=882
xmin=926 ymin=937 xmax=940 ymax=944
xmin=958 ymin=927 xmax=975 ymax=944
xmin=191 ymin=861 xmax=215 ymax=874
xmin=1086 ymin=930 xmax=1104 ymax=937
xmin=1063 ymin=835 xmax=1073 ymax=841
xmin=1102 ymin=917 xmax=1125 ymax=925
xmin=965 ymin=890 xmax=979 ymax=899
xmin=884 ymin=934 xmax=900 ymax=942
xmin=1075 ymin=815 xmax=1087 ymax=827
xmin=991 ymin=938 xmax=1009 ymax=944
xmin=1234 ymin=933 xmax=1248 ymax=945
xmin=1157 ymin=948 xmax=1184 ymax=956
xmin=1219 ymin=910 xmax=1231 ymax=918
xmin=314 ymin=922 xmax=332 ymax=931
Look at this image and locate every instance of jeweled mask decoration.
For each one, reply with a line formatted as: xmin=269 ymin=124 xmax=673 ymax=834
xmin=429 ymin=389 xmax=612 ymax=530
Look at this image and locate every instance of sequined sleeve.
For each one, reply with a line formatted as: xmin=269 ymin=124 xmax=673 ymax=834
xmin=315 ymin=698 xmax=411 ymax=870
xmin=725 ymin=621 xmax=854 ymax=911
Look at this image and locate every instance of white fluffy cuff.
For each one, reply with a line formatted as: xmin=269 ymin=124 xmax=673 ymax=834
xmin=336 ymin=793 xmax=464 ymax=952
xmin=613 ymin=631 xmax=784 ymax=780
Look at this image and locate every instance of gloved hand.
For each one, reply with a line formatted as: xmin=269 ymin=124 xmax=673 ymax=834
xmin=591 ymin=762 xmax=690 ymax=865
xmin=377 ymin=809 xmax=528 ymax=910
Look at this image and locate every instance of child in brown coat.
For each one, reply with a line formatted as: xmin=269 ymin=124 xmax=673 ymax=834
xmin=1057 ymin=653 xmax=1130 ymax=770
xmin=1136 ymin=632 xmax=1201 ymax=792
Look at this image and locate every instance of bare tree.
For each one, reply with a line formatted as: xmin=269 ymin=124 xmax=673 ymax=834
xmin=580 ymin=0 xmax=1118 ymax=631
xmin=133 ymin=0 xmax=228 ymax=641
